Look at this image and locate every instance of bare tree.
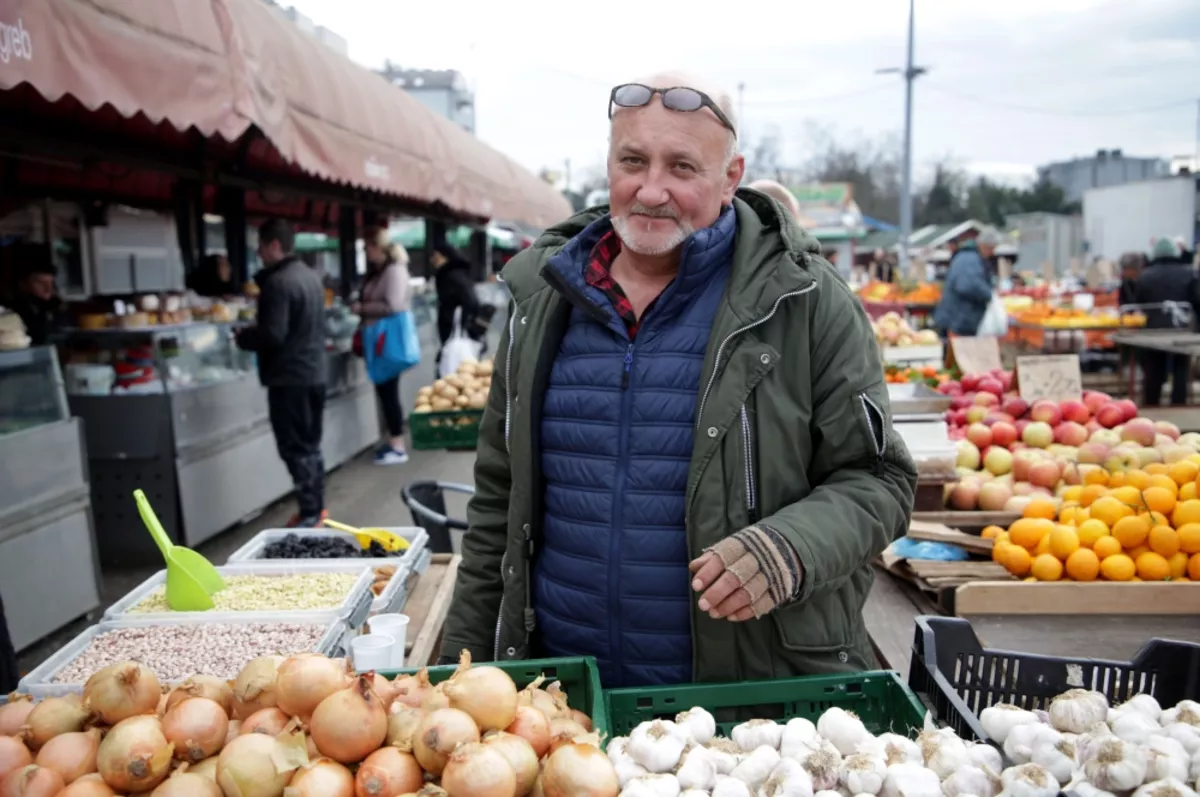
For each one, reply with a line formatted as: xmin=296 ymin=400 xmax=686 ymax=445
xmin=798 ymin=123 xmax=904 ymax=224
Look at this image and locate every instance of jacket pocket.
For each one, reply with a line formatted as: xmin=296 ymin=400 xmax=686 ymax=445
xmin=739 ymin=404 xmax=758 ymax=524
xmin=857 ymin=392 xmax=887 ymax=476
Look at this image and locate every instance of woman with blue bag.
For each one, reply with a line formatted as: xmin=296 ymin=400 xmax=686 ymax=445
xmin=355 ymin=229 xmax=419 ymax=465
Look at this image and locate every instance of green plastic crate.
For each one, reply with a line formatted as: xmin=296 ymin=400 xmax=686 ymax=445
xmin=409 ymin=409 xmax=483 ymax=451
xmin=604 ymin=670 xmax=925 ymax=738
xmin=381 ymin=656 xmax=608 ymax=738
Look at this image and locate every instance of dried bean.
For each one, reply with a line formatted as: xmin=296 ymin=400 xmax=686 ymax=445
xmin=51 ymin=623 xmax=329 ymax=683
xmin=128 ymin=573 xmax=360 ymax=613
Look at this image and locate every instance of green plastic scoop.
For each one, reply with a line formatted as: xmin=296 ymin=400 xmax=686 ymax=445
xmin=135 ymin=489 xmax=225 ymax=611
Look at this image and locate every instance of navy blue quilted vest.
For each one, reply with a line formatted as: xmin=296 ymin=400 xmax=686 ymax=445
xmin=534 ymin=208 xmax=735 ymax=687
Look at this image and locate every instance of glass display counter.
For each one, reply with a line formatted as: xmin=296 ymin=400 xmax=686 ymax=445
xmin=0 ymin=347 xmax=102 ymax=652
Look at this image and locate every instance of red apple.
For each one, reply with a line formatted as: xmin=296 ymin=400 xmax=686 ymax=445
xmin=977 ymin=376 xmax=1004 ymax=396
xmin=1120 ymin=418 xmax=1157 ymax=447
xmin=937 ymin=381 xmax=961 ymax=395
xmin=1029 ymin=400 xmax=1063 ymax=426
xmin=965 ymin=406 xmax=988 ymax=424
xmin=1012 ymin=481 xmax=1037 ymax=497
xmin=1086 ymin=420 xmax=1102 ymax=434
xmin=1059 ymin=400 xmax=1090 ymax=425
xmin=951 ymin=409 xmax=969 ymax=427
xmin=950 ymin=395 xmax=972 ymax=410
xmin=984 ymin=412 xmax=1015 ymax=427
xmin=1011 ymin=450 xmax=1040 ymax=482
xmin=961 ymin=373 xmax=982 ymax=391
xmin=1022 ymin=421 xmax=1054 ymax=448
xmin=984 ymin=446 xmax=1013 ymax=476
xmin=1054 ymin=421 xmax=1089 ymax=447
xmin=1077 ymin=441 xmax=1110 ymax=464
xmin=967 ymin=423 xmax=994 ymax=449
xmin=1096 ymin=403 xmax=1124 ymax=429
xmin=1015 ymin=419 xmax=1031 ymax=436
xmin=973 ymin=392 xmax=1000 ymax=408
xmin=978 ymin=481 xmax=1013 ymax=511
xmin=998 ymin=371 xmax=1015 ymax=391
xmin=956 ymin=439 xmax=981 ymax=470
xmin=948 ymin=480 xmax=981 ymax=511
xmin=990 ymin=421 xmax=1018 ymax=448
xmin=1115 ymin=399 xmax=1138 ymax=422
xmin=1028 ymin=459 xmax=1063 ymax=489
xmin=1083 ymin=391 xmax=1111 ymax=414
xmin=1155 ymin=421 xmax=1181 ymax=441
xmin=1010 ymin=441 xmax=1028 ymax=452
xmin=1001 ymin=395 xmax=1029 ymax=419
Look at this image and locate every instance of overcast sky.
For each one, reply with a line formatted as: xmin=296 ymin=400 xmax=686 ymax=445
xmin=287 ymin=0 xmax=1198 ymax=188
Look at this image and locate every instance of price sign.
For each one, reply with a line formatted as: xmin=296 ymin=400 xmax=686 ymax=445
xmin=947 ymin=336 xmax=1003 ymax=375
xmin=1016 ymin=355 xmax=1083 ymax=403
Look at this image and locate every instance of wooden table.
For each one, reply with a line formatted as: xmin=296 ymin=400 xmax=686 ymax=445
xmin=393 ymin=553 xmax=460 ymax=667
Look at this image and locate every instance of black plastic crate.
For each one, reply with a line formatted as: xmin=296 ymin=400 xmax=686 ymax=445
xmin=908 ymin=615 xmax=1200 ymax=741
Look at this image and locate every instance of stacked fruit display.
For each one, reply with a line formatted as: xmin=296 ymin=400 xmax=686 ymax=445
xmin=872 ymin=312 xmax=940 ymax=348
xmin=883 ymin=363 xmax=954 ymax=387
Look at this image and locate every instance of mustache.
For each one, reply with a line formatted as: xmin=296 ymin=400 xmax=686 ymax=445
xmin=628 ymin=204 xmax=679 ymax=219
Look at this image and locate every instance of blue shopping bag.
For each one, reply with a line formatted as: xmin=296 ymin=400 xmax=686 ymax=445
xmin=364 ymin=311 xmax=421 ymax=384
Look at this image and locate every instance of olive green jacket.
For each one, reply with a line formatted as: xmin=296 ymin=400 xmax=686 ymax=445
xmin=441 ymin=189 xmax=917 ymax=681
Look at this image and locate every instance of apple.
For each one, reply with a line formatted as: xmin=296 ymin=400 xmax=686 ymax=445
xmin=1015 ymin=419 xmax=1031 ymax=436
xmin=1136 ymin=447 xmax=1163 ymax=467
xmin=1155 ymin=434 xmax=1176 ymax=448
xmin=1001 ymin=395 xmax=1029 ymax=419
xmin=978 ymin=481 xmax=1013 ymax=511
xmin=1028 ymin=459 xmax=1063 ymax=489
xmin=1059 ymin=400 xmax=1090 ymax=424
xmin=1178 ymin=432 xmax=1200 ymax=449
xmin=967 ymin=423 xmax=994 ymax=449
xmin=961 ymin=373 xmax=982 ymax=392
xmin=1121 ymin=418 xmax=1158 ymax=447
xmin=1155 ymin=421 xmax=1181 ymax=441
xmin=1115 ymin=399 xmax=1138 ymax=422
xmin=1010 ymin=441 xmax=1028 ymax=452
xmin=1054 ymin=421 xmax=1089 ymax=447
xmin=1096 ymin=403 xmax=1125 ymax=429
xmin=1104 ymin=449 xmax=1139 ymax=473
xmin=1090 ymin=428 xmax=1121 ymax=447
xmin=937 ymin=381 xmax=961 ymax=395
xmin=951 ymin=395 xmax=973 ymax=410
xmin=965 ymin=406 xmax=989 ymax=424
xmin=948 ymin=480 xmax=981 ymax=511
xmin=957 ymin=439 xmax=981 ymax=470
xmin=991 ymin=421 xmax=1018 ymax=448
xmin=998 ymin=371 xmax=1015 ymax=391
xmin=1083 ymin=390 xmax=1112 ymax=414
xmin=1060 ymin=462 xmax=1083 ymax=485
xmin=984 ymin=412 xmax=1015 ymax=426
xmin=977 ymin=376 xmax=1004 ymax=396
xmin=1022 ymin=421 xmax=1054 ymax=448
xmin=949 ymin=427 xmax=966 ymax=441
xmin=984 ymin=446 xmax=1013 ymax=475
xmin=1163 ymin=446 xmax=1193 ymax=464
xmin=1012 ymin=481 xmax=1037 ymax=496
xmin=1086 ymin=420 xmax=1102 ymax=434
xmin=1077 ymin=441 xmax=1110 ymax=464
xmin=1011 ymin=450 xmax=1040 ymax=482
xmin=1029 ymin=400 xmax=1063 ymax=426
xmin=974 ymin=392 xmax=1000 ymax=408
xmin=1005 ymin=495 xmax=1033 ymax=513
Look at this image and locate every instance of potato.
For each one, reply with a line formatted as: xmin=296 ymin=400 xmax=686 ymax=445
xmin=454 ymin=394 xmax=469 ymax=407
xmin=431 ymin=396 xmax=454 ymax=411
xmin=445 ymin=374 xmax=464 ymax=390
xmin=467 ymin=392 xmax=487 ymax=410
xmin=476 ymin=360 xmax=494 ymax=376
xmin=413 ymin=403 xmax=433 ymax=414
xmin=438 ymin=384 xmax=459 ymax=400
xmin=417 ymin=385 xmax=434 ymax=397
xmin=433 ymin=379 xmax=447 ymax=392
xmin=457 ymin=362 xmax=477 ymax=376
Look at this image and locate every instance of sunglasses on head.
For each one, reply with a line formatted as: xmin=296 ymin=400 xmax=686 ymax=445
xmin=608 ymin=83 xmax=737 ymax=138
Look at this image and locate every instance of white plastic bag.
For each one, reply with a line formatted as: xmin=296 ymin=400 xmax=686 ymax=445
xmin=438 ymin=306 xmax=484 ymax=378
xmin=976 ymin=293 xmax=1009 ymax=337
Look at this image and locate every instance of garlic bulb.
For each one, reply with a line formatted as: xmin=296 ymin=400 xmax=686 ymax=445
xmin=1084 ymin=737 xmax=1149 ymax=792
xmin=707 ymin=739 xmax=744 ymax=775
xmin=819 ymin=708 xmax=873 ymax=756
xmin=940 ymin=764 xmax=999 ymax=797
xmin=814 ymin=791 xmax=842 ymax=797
xmin=1003 ymin=722 xmax=1062 ymax=765
xmin=1162 ymin=702 xmax=1200 ymax=728
xmin=1049 ymin=689 xmax=1109 ymax=734
xmin=617 ymin=758 xmax=652 ymax=787
xmin=799 ymin=743 xmax=843 ymax=791
xmin=1131 ymin=778 xmax=1198 ymax=797
xmin=780 ymin=718 xmax=821 ymax=760
xmin=611 ymin=737 xmax=632 ymax=763
xmin=677 ymin=708 xmax=717 ymax=746
xmin=621 ymin=773 xmax=682 ymax=797
xmin=758 ymin=758 xmax=814 ymax=797
xmin=676 ymin=745 xmax=717 ymax=792
xmin=731 ymin=746 xmax=782 ymax=789
xmin=1111 ymin=708 xmax=1162 ymax=745
xmin=1029 ymin=736 xmax=1077 ymax=784
xmin=681 ymin=791 xmax=711 ymax=797
xmin=1190 ymin=748 xmax=1200 ymax=781
xmin=998 ymin=763 xmax=1059 ymax=797
xmin=880 ymin=762 xmax=941 ymax=797
xmin=964 ymin=742 xmax=1003 ymax=773
xmin=733 ymin=720 xmax=784 ymax=753
xmin=1076 ymin=722 xmax=1118 ymax=762
xmin=859 ymin=733 xmax=923 ymax=767
xmin=1121 ymin=694 xmax=1163 ymax=722
xmin=1160 ymin=723 xmax=1200 ymax=756
xmin=839 ymin=753 xmax=886 ymax=795
xmin=1063 ymin=773 xmax=1116 ymax=797
xmin=1145 ymin=735 xmax=1191 ymax=782
xmin=630 ymin=720 xmax=689 ymax=773
xmin=918 ymin=728 xmax=969 ymax=779
xmin=978 ymin=704 xmax=1041 ymax=745
xmin=713 ymin=775 xmax=753 ymax=797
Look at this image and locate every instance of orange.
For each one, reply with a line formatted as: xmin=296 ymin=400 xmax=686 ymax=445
xmin=1178 ymin=523 xmax=1200 ymax=554
xmin=1168 ymin=551 xmax=1189 ymax=579
xmin=991 ymin=541 xmax=1011 ymax=564
xmin=1180 ymin=482 xmax=1197 ymax=502
xmin=1093 ymin=536 xmax=1124 ymax=559
xmin=1023 ymin=497 xmax=1058 ymax=521
xmin=981 ymin=525 xmax=1004 ymax=540
xmin=1075 ymin=506 xmax=1091 ymax=523
xmin=1189 ymin=553 xmax=1200 ymax=580
xmin=1111 ymin=515 xmax=1151 ymax=549
xmin=999 ymin=545 xmax=1032 ymax=577
xmin=1100 ymin=553 xmax=1136 ymax=581
xmin=1048 ymin=525 xmax=1080 ymax=560
xmin=1079 ymin=484 xmax=1108 ymax=507
xmin=995 ymin=531 xmax=1011 ymax=547
xmin=1009 ymin=518 xmax=1054 ymax=550
xmin=1108 ymin=470 xmax=1128 ymax=488
xmin=1145 ymin=462 xmax=1169 ymax=476
xmin=1141 ymin=486 xmax=1176 ymax=516
xmin=1148 ymin=474 xmax=1179 ymax=496
xmin=1059 ymin=506 xmax=1079 ymax=526
xmin=1168 ymin=459 xmax=1200 ymax=486
xmin=1148 ymin=526 xmax=1181 ymax=558
xmin=1138 ymin=510 xmax=1171 ymax=529
xmin=1031 ymin=553 xmax=1064 ymax=581
xmin=1125 ymin=470 xmax=1151 ymax=490
xmin=1076 ymin=519 xmax=1110 ymax=548
xmin=1090 ymin=496 xmax=1134 ymax=528
xmin=1173 ymin=499 xmax=1200 ymax=528
xmin=1135 ymin=551 xmax=1171 ymax=581
xmin=1110 ymin=485 xmax=1142 ymax=507
xmin=1062 ymin=486 xmax=1084 ymax=504
xmin=1084 ymin=468 xmax=1110 ymax=486
xmin=1066 ymin=548 xmax=1101 ymax=581
xmin=1128 ymin=544 xmax=1152 ymax=560
xmin=1036 ymin=534 xmax=1052 ymax=556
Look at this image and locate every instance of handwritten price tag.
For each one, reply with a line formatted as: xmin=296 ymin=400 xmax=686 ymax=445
xmin=948 ymin=336 xmax=1002 ymax=375
xmin=1016 ymin=355 xmax=1083 ymax=403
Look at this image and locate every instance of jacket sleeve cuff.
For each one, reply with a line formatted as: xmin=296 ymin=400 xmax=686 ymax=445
xmin=730 ymin=524 xmax=805 ymax=607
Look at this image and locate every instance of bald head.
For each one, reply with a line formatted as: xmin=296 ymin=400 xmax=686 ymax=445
xmin=748 ymin=180 xmax=800 ymax=219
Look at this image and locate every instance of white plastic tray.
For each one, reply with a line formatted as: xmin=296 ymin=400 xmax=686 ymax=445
xmin=103 ymin=561 xmax=375 ymax=628
xmin=223 ymin=528 xmax=429 ymax=614
xmin=17 ymin=613 xmax=351 ymax=699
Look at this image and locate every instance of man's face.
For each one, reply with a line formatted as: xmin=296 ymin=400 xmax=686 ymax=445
xmin=608 ymin=98 xmax=743 ymax=257
xmin=980 ymin=242 xmax=997 ymax=259
xmin=24 ymin=272 xmax=55 ymax=301
xmin=258 ymin=239 xmax=284 ymax=266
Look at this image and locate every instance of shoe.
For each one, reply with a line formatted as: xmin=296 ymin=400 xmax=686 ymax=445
xmin=287 ymin=509 xmax=328 ymax=528
xmin=373 ymin=448 xmax=410 ymax=466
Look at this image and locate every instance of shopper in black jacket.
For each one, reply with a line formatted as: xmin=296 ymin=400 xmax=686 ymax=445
xmin=237 ymin=219 xmax=329 ymax=527
xmin=1135 ymin=237 xmax=1200 ymax=407
xmin=431 ymin=242 xmax=486 ymax=345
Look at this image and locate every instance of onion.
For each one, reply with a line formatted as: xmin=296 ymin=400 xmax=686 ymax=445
xmin=441 ymin=742 xmax=516 ymax=797
xmin=506 ymin=705 xmax=552 ymax=758
xmin=150 ymin=771 xmax=223 ymax=797
xmin=309 ymin=675 xmax=387 ymax=764
xmin=413 ymin=708 xmax=480 ymax=776
xmin=276 ymin=655 xmax=349 ymax=723
xmin=166 ymin=676 xmax=234 ymax=717
xmin=216 ymin=729 xmax=309 ymax=797
xmin=385 ymin=704 xmax=422 ymax=752
xmin=287 ymin=757 xmax=354 ymax=797
xmin=442 ymin=650 xmax=518 ymax=732
xmin=96 ymin=714 xmax=174 ymax=793
xmin=390 ymin=669 xmax=432 ymax=709
xmin=519 ymin=677 xmax=567 ymax=720
xmin=548 ymin=717 xmax=587 ymax=752
xmin=225 ymin=720 xmax=241 ymax=745
xmin=33 ymin=727 xmax=100 ymax=784
xmin=84 ymin=661 xmax=162 ymax=725
xmin=354 ymin=747 xmax=423 ymax=797
xmin=187 ymin=757 xmax=218 ymax=781
xmin=162 ymin=697 xmax=229 ymax=763
xmin=232 ymin=656 xmax=285 ymax=720
xmin=0 ymin=697 xmax=34 ymax=737
xmin=541 ymin=743 xmax=618 ymax=797
xmin=568 ymin=710 xmax=593 ymax=732
xmin=367 ymin=674 xmax=397 ymax=709
xmin=483 ymin=730 xmax=539 ymax=796
xmin=21 ymin=694 xmax=89 ymax=749
xmin=240 ymin=707 xmax=290 ymax=737
xmin=0 ymin=764 xmax=64 ymax=797
xmin=420 ymin=682 xmax=450 ymax=713
xmin=58 ymin=773 xmax=117 ymax=797
xmin=0 ymin=737 xmax=32 ymax=782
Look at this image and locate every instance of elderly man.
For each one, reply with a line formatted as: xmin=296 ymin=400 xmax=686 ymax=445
xmin=933 ymin=230 xmax=998 ymax=338
xmin=747 ymin=179 xmax=801 ymax=219
xmin=440 ymin=71 xmax=917 ymax=686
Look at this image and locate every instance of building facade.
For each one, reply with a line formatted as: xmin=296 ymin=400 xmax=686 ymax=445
xmin=1038 ymin=150 xmax=1169 ymax=205
xmin=263 ymin=1 xmax=348 ymax=55
xmin=378 ymin=65 xmax=475 ymax=134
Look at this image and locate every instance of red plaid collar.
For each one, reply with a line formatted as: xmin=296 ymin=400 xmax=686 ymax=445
xmin=584 ymin=230 xmax=645 ymax=338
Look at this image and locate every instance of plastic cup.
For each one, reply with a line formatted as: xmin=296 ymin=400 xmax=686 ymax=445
xmin=368 ymin=614 xmax=411 ymax=668
xmin=350 ymin=633 xmax=395 ymax=672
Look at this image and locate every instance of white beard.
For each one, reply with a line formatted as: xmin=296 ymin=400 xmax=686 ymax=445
xmin=611 ymin=213 xmax=693 ymax=256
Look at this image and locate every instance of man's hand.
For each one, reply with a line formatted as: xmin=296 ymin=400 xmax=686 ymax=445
xmin=689 ymin=526 xmax=805 ymax=622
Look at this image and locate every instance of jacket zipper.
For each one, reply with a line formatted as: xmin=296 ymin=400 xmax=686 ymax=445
xmin=503 ymin=306 xmax=518 ymax=453
xmin=695 ymin=282 xmax=817 ymax=429
xmin=740 ymin=405 xmax=758 ymax=523
xmin=858 ymin=393 xmax=888 ymax=476
xmin=493 ymin=551 xmax=508 ymax=660
xmin=621 ymin=343 xmax=634 ymax=389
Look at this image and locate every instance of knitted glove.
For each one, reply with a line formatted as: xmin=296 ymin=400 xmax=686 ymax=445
xmin=696 ymin=525 xmax=804 ymax=619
